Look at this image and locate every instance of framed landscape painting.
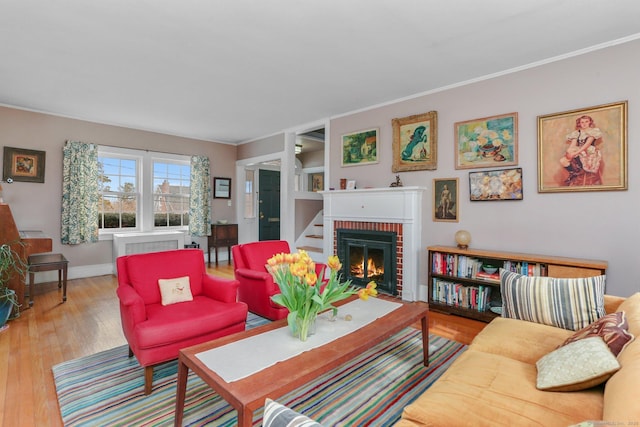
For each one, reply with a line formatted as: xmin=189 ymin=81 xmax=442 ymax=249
xmin=392 ymin=111 xmax=438 ymax=172
xmin=455 ymin=112 xmax=518 ymax=169
xmin=341 ymin=128 xmax=378 ymax=167
xmin=433 ymin=178 xmax=458 ymax=222
xmin=537 ymin=101 xmax=627 ymax=193
xmin=469 ymin=168 xmax=523 ymax=201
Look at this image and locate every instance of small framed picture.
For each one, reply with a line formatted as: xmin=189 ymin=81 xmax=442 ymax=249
xmin=346 ymin=180 xmax=356 ymax=190
xmin=537 ymin=101 xmax=627 ymax=193
xmin=341 ymin=128 xmax=379 ymax=167
xmin=309 ymin=173 xmax=324 ymax=192
xmin=433 ymin=178 xmax=459 ymax=222
xmin=455 ymin=112 xmax=518 ymax=169
xmin=2 ymin=146 xmax=46 ymax=183
xmin=213 ymin=177 xmax=231 ymax=199
xmin=469 ymin=168 xmax=523 ymax=201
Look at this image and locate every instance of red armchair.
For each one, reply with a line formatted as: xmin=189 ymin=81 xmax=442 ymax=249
xmin=232 ymin=240 xmax=326 ymax=321
xmin=116 ymin=249 xmax=248 ymax=394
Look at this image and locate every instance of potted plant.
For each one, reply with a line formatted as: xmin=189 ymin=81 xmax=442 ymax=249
xmin=0 ymin=242 xmax=27 ymax=329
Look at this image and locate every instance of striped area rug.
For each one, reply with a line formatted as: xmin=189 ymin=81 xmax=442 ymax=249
xmin=53 ymin=316 xmax=466 ymax=426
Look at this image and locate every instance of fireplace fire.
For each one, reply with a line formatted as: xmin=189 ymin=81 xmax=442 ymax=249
xmin=336 ymin=228 xmax=397 ymax=295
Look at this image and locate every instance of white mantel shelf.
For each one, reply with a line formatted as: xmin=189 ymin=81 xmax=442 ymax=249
xmin=321 ymin=186 xmax=427 ymax=302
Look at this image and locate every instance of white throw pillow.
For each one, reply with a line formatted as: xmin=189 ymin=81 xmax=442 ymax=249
xmin=536 ymin=336 xmax=620 ymax=391
xmin=158 ymin=276 xmax=193 ymax=306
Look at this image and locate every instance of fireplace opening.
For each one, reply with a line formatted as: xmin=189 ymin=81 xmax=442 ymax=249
xmin=336 ymin=229 xmax=397 ymax=295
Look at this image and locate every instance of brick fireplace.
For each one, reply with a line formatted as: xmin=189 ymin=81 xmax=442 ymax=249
xmin=321 ymin=187 xmax=426 ymax=301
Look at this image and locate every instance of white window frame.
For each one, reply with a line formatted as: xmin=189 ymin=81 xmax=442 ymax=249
xmin=98 ymin=146 xmax=190 ymax=240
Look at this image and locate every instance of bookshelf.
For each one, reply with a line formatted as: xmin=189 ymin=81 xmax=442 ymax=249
xmin=427 ymin=245 xmax=608 ymax=322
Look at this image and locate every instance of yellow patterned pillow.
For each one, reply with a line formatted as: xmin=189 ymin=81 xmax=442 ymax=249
xmin=536 ymin=336 xmax=620 ymax=391
xmin=158 ymin=276 xmax=193 ymax=306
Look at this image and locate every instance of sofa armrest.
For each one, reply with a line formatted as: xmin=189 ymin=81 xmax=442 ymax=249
xmin=202 ymin=274 xmax=241 ymax=303
xmin=116 ymin=284 xmax=147 ymax=325
xmin=234 ymin=268 xmax=280 ymax=294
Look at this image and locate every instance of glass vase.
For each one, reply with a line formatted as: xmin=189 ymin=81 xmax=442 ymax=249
xmin=290 ymin=313 xmax=317 ymax=342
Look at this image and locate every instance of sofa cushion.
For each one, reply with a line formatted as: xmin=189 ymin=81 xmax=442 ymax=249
xmin=536 ymin=336 xmax=620 ymax=391
xmin=500 ymin=270 xmax=605 ymax=330
xmin=136 ymin=296 xmax=247 ymax=349
xmin=263 ymin=398 xmax=322 ymax=427
xmin=399 ymin=349 xmax=604 ymax=427
xmin=560 ymin=311 xmax=633 ymax=357
xmin=470 ymin=317 xmax=573 ymax=365
xmin=602 ymin=292 xmax=640 ymax=423
xmin=158 ymin=276 xmax=193 ymax=306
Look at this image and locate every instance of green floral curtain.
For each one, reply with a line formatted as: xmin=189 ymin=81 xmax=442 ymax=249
xmin=189 ymin=155 xmax=211 ymax=236
xmin=61 ymin=141 xmax=99 ymax=244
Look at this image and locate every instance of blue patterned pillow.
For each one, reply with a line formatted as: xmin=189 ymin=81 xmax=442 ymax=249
xmin=263 ymin=398 xmax=323 ymax=427
xmin=500 ymin=269 xmax=606 ymax=331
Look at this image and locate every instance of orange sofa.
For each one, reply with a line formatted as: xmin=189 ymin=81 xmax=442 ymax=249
xmin=396 ymin=292 xmax=640 ymax=427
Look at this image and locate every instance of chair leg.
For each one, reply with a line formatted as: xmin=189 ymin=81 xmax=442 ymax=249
xmin=144 ymin=366 xmax=154 ymax=395
xmin=128 ymin=347 xmax=134 ymax=358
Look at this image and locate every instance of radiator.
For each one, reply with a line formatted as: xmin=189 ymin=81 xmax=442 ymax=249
xmin=112 ymin=231 xmax=186 ymax=274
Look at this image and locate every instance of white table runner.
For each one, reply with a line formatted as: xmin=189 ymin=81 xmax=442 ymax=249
xmin=195 ymin=297 xmax=402 ymax=382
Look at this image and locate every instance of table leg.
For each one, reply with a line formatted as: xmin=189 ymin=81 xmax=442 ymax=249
xmin=174 ymin=359 xmax=189 ymax=427
xmin=421 ymin=315 xmax=429 ymax=367
xmin=215 ymin=247 xmax=219 ymax=266
xmin=29 ymin=271 xmax=35 ymax=307
xmin=208 ymin=246 xmax=212 ymax=266
xmin=62 ymin=263 xmax=68 ymax=302
xmin=237 ymin=406 xmax=253 ymax=427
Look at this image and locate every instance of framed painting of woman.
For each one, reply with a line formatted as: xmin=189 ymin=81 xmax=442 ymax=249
xmin=537 ymin=101 xmax=627 ymax=193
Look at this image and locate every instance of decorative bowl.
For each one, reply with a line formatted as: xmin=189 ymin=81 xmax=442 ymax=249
xmin=482 ymin=265 xmax=498 ymax=274
xmin=217 ymin=220 xmax=228 ymax=225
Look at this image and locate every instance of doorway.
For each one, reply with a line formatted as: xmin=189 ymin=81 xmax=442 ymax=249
xmin=258 ymin=169 xmax=281 ymax=241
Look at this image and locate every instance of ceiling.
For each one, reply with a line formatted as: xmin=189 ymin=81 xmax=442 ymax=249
xmin=1 ymin=0 xmax=640 ymax=145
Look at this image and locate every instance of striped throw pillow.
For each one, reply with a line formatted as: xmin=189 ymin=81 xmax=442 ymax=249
xmin=500 ymin=269 xmax=606 ymax=331
xmin=263 ymin=398 xmax=323 ymax=427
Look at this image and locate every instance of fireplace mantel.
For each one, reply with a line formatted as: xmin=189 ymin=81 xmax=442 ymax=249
xmin=321 ymin=187 xmax=427 ymax=301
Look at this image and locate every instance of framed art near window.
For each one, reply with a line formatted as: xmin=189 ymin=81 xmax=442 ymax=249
xmin=537 ymin=101 xmax=627 ymax=193
xmin=213 ymin=177 xmax=231 ymax=199
xmin=392 ymin=111 xmax=437 ymax=172
xmin=469 ymin=168 xmax=523 ymax=201
xmin=433 ymin=178 xmax=458 ymax=222
xmin=455 ymin=112 xmax=518 ymax=169
xmin=2 ymin=146 xmax=46 ymax=183
xmin=341 ymin=128 xmax=378 ymax=167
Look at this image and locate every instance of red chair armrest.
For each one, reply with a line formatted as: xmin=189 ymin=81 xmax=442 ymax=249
xmin=202 ymin=274 xmax=240 ymax=303
xmin=116 ymin=284 xmax=147 ymax=324
xmin=234 ymin=268 xmax=280 ymax=294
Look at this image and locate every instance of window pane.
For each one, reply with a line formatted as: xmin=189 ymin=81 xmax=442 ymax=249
xmin=244 ymin=169 xmax=255 ymax=219
xmin=153 ymin=161 xmax=190 ymax=228
xmin=98 ymin=156 xmax=139 ymax=230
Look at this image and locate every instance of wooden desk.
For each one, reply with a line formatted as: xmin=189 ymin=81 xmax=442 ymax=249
xmin=174 ymin=297 xmax=429 ymax=427
xmin=207 ymin=224 xmax=238 ymax=266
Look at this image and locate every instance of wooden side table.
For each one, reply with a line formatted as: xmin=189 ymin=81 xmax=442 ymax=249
xmin=207 ymin=224 xmax=238 ymax=266
xmin=27 ymin=253 xmax=68 ymax=307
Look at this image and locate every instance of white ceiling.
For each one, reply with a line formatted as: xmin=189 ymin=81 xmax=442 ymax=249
xmin=1 ymin=0 xmax=640 ymax=144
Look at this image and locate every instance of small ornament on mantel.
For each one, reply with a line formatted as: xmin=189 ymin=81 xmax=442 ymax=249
xmin=389 ymin=175 xmax=403 ymax=187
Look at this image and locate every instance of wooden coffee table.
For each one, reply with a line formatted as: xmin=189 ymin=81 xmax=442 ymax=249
xmin=174 ymin=297 xmax=429 ymax=427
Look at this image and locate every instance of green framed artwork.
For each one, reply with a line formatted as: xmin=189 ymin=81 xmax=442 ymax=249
xmin=341 ymin=128 xmax=378 ymax=167
xmin=455 ymin=112 xmax=518 ymax=169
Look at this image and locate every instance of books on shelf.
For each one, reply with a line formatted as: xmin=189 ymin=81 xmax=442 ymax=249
xmin=431 ymin=252 xmax=548 ymax=279
xmin=431 ymin=278 xmax=492 ymax=312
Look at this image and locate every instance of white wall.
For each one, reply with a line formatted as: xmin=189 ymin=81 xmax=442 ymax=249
xmin=328 ymin=39 xmax=640 ymax=297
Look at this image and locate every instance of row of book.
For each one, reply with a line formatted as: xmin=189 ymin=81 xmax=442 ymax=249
xmin=431 ymin=278 xmax=493 ymax=312
xmin=431 ymin=252 xmax=548 ymax=280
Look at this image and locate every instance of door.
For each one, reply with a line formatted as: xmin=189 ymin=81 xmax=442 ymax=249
xmin=258 ymin=169 xmax=280 ymax=241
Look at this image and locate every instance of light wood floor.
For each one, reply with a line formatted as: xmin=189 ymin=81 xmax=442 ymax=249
xmin=0 ymin=264 xmax=486 ymax=427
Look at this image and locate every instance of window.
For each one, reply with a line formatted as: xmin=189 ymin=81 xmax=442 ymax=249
xmin=244 ymin=169 xmax=255 ymax=219
xmin=153 ymin=161 xmax=190 ymax=227
xmin=98 ymin=154 xmax=140 ymax=230
xmin=98 ymin=146 xmax=191 ymax=235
